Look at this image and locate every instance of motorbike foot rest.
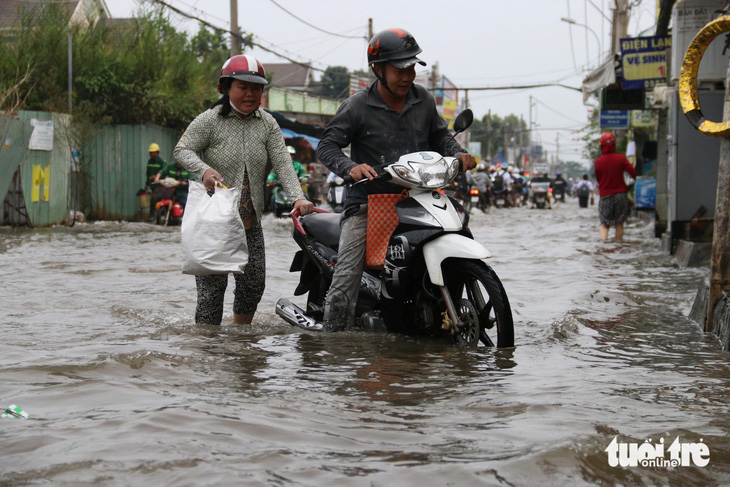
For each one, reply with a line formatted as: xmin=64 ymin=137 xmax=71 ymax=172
xmin=359 ymin=310 xmax=387 ymax=332
xmin=275 ymin=298 xmax=323 ymax=331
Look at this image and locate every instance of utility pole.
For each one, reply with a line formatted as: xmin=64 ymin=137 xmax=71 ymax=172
xmin=368 ymin=18 xmax=373 ymax=40
xmin=486 ymin=109 xmax=492 ymax=163
xmin=230 ymin=0 xmax=240 ymax=56
xmin=68 ymin=31 xmax=72 ymax=114
xmin=431 ymin=62 xmax=440 ymax=91
xmin=611 ymin=0 xmax=629 ymax=56
xmin=706 ymin=58 xmax=730 ymax=330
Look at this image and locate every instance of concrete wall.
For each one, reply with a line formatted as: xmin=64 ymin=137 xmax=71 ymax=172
xmin=690 ymin=279 xmax=730 ymax=351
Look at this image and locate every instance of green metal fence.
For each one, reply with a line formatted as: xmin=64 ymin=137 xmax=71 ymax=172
xmin=1 ymin=112 xmax=180 ymax=226
xmin=84 ymin=123 xmax=179 ymax=220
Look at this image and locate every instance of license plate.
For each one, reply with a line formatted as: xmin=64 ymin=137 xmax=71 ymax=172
xmin=471 ymin=196 xmax=479 ymax=203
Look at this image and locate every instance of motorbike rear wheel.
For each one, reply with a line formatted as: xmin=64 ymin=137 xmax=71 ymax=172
xmin=443 ymin=259 xmax=514 ymax=348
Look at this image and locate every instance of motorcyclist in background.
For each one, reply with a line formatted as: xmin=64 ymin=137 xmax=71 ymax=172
xmin=510 ymin=167 xmax=527 ymax=207
xmin=491 ymin=162 xmax=512 ymax=206
xmin=155 ymin=160 xmax=192 ymax=209
xmin=471 ymin=163 xmax=492 ymax=211
xmin=145 ymin=143 xmax=166 ymax=216
xmin=552 ymin=171 xmax=567 ymax=202
xmin=315 ymin=27 xmax=476 ymax=332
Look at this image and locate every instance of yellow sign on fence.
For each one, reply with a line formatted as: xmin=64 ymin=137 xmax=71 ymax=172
xmin=31 ymin=164 xmax=50 ymax=202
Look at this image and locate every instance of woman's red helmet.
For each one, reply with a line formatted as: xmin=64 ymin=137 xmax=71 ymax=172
xmin=220 ymin=55 xmax=268 ymax=85
xmin=599 ymin=132 xmax=616 ymax=153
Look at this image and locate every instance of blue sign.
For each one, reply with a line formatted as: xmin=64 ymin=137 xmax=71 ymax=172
xmin=600 ymin=110 xmax=630 ymax=129
xmin=635 ymin=178 xmax=656 ymax=209
xmin=620 ymin=36 xmax=671 ymax=90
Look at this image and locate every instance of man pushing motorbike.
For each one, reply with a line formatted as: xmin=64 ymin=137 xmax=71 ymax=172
xmin=316 ymin=27 xmax=476 ymax=332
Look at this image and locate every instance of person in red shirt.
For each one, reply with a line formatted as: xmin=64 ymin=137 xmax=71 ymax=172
xmin=594 ymin=132 xmax=637 ymax=241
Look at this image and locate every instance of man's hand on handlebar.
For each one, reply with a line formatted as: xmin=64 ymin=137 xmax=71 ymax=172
xmin=457 ymin=153 xmax=476 ymax=172
xmin=349 ymin=164 xmax=378 ymax=182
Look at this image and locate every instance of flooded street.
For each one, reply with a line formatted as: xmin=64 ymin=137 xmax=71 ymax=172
xmin=2 ymin=201 xmax=730 ymax=486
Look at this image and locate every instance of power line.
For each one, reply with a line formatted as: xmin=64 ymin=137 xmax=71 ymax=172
xmin=149 ymin=0 xmax=327 ymax=72
xmin=266 ymin=0 xmax=367 ymax=39
xmin=533 ymin=97 xmax=587 ymax=124
xmin=443 ymin=83 xmax=581 ymax=92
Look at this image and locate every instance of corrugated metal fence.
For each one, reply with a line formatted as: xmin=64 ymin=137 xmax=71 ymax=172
xmin=84 ymin=124 xmax=179 ymax=220
xmin=0 ymin=115 xmax=30 ymax=225
xmin=0 ymin=111 xmax=180 ymax=226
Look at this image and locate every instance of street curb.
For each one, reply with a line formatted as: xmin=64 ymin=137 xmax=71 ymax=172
xmin=690 ymin=278 xmax=730 ymax=351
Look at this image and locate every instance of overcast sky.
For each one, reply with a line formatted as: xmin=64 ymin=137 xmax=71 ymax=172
xmin=104 ymin=0 xmax=658 ymax=166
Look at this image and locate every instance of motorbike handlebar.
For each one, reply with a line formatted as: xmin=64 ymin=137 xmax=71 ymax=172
xmin=290 ymin=206 xmax=331 ymax=236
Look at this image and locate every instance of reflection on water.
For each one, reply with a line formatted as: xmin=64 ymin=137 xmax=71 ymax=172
xmin=2 ymin=207 xmax=730 ymax=486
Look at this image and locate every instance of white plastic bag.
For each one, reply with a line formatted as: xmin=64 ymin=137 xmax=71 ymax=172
xmin=181 ymin=180 xmax=248 ymax=275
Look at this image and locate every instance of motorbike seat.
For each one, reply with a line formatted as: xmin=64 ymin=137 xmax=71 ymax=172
xmin=301 ymin=212 xmax=341 ymax=249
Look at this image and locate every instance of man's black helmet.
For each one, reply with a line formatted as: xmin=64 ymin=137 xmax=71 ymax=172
xmin=367 ymin=28 xmax=426 ymax=69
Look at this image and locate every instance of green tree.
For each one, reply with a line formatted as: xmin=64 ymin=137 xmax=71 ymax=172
xmin=580 ymin=108 xmax=602 ymax=162
xmin=469 ymin=112 xmax=530 ymax=164
xmin=0 ymin=3 xmax=236 ymax=130
xmin=555 ymin=160 xmax=590 ymax=180
xmin=319 ymin=66 xmax=350 ymax=99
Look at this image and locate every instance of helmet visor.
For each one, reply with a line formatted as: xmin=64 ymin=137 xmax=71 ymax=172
xmin=390 ymin=56 xmax=426 ymax=69
xmin=230 ymin=73 xmax=268 ymax=85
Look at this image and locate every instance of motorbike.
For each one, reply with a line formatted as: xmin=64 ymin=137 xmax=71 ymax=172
xmin=271 ymin=180 xmax=297 ymax=218
xmin=492 ymin=188 xmax=510 ymax=208
xmin=468 ymin=187 xmax=480 ymax=212
xmin=552 ymin=179 xmax=567 ymax=202
xmin=275 ymin=110 xmax=514 ymax=348
xmin=530 ymin=182 xmax=550 ymax=209
xmin=326 ymin=176 xmax=348 ymax=213
xmin=154 ymin=179 xmax=185 ymax=226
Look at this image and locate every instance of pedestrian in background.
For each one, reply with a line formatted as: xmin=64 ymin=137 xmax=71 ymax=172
xmin=175 ymin=54 xmax=313 ymax=326
xmin=594 ymin=132 xmax=637 ymax=241
xmin=574 ymin=174 xmax=594 ymax=209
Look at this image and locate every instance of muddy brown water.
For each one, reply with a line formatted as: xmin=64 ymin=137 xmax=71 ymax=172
xmin=1 ymin=202 xmax=729 ymax=486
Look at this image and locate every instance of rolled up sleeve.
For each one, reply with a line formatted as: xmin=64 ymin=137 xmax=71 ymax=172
xmin=317 ymin=101 xmax=358 ymax=177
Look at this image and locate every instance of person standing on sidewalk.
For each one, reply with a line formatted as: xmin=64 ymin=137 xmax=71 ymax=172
xmin=594 ymin=132 xmax=637 ymax=241
xmin=316 ymin=28 xmax=476 ymax=332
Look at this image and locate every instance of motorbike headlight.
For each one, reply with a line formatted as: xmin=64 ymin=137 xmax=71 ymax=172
xmin=392 ymin=157 xmax=459 ymax=189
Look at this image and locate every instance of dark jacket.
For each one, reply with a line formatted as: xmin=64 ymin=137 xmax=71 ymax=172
xmin=317 ymin=81 xmax=466 ymax=211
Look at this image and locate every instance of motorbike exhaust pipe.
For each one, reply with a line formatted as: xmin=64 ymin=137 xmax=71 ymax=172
xmin=275 ymin=298 xmax=323 ymax=331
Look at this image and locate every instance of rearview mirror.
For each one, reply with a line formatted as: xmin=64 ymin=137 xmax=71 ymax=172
xmin=453 ymin=109 xmax=473 ymax=134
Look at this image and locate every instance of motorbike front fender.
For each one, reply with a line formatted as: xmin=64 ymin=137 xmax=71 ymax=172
xmin=422 ymin=234 xmax=491 ymax=286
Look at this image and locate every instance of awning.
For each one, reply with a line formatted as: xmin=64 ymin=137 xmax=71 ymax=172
xmin=280 ymin=128 xmax=320 ymax=149
xmin=581 ymin=56 xmax=619 ymax=103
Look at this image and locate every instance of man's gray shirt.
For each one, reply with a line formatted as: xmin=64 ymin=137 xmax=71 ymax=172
xmin=317 ymin=81 xmax=466 ymax=212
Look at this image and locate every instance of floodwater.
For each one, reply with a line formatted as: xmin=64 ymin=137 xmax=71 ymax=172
xmin=2 ymin=200 xmax=729 ymax=486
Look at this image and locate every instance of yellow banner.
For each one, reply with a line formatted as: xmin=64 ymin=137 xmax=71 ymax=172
xmin=31 ymin=165 xmax=50 ymax=202
xmin=443 ymin=99 xmax=457 ymax=129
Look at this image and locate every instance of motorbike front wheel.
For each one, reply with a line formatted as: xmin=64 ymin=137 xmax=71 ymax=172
xmin=156 ymin=207 xmax=169 ymax=226
xmin=443 ymin=259 xmax=514 ymax=348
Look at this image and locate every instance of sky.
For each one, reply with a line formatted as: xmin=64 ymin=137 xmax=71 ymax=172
xmin=104 ymin=0 xmax=658 ymax=166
